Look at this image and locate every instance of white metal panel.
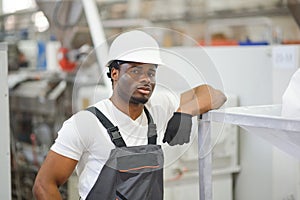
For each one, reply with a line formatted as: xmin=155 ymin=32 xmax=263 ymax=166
xmin=0 ymin=43 xmax=11 ymax=200
xmin=204 ymin=104 xmax=300 ymax=200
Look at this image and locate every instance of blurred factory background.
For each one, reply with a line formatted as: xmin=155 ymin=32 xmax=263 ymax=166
xmin=1 ymin=0 xmax=300 ymax=200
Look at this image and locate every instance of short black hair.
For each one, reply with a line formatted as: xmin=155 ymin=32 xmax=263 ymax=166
xmin=107 ymin=60 xmax=128 ymax=86
xmin=107 ymin=60 xmax=119 ymax=79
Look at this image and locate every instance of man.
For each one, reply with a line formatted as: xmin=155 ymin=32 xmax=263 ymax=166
xmin=33 ymin=30 xmax=226 ymax=200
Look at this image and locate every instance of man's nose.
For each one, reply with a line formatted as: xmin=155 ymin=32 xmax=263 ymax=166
xmin=139 ymin=72 xmax=154 ymax=83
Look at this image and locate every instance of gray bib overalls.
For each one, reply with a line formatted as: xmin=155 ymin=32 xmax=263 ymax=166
xmin=85 ymin=106 xmax=164 ymax=200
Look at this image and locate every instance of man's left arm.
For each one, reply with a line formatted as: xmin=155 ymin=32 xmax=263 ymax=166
xmin=163 ymin=84 xmax=227 ymax=145
xmin=177 ymin=84 xmax=227 ymax=115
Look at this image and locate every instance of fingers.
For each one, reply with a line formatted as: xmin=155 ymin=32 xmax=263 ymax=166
xmin=163 ymin=112 xmax=192 ymax=146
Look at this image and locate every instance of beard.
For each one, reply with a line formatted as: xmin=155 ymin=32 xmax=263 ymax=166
xmin=129 ymin=95 xmax=149 ymax=104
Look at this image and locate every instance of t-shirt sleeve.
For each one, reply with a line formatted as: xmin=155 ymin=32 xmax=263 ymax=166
xmin=149 ymin=87 xmax=180 ymax=119
xmin=51 ymin=115 xmax=86 ymax=161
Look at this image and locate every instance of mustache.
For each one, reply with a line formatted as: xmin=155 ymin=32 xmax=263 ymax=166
xmin=137 ymin=83 xmax=152 ymax=90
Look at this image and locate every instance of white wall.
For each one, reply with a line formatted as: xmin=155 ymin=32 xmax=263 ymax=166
xmin=203 ymin=46 xmax=273 ymax=200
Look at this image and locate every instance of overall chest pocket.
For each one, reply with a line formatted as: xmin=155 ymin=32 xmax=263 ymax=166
xmin=115 ymin=148 xmax=164 ymax=200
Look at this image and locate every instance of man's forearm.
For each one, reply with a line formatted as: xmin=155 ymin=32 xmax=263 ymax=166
xmin=33 ymin=181 xmax=62 ymax=200
xmin=177 ymin=84 xmax=227 ymax=116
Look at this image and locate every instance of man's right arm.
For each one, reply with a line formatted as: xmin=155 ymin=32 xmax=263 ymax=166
xmin=33 ymin=150 xmax=78 ymax=200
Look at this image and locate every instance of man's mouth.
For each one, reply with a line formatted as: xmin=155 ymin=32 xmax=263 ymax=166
xmin=136 ymin=86 xmax=151 ymax=95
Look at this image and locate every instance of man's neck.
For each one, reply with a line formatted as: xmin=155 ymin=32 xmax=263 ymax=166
xmin=110 ymin=95 xmax=144 ymax=120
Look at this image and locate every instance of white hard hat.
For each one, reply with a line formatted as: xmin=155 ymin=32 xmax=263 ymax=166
xmin=106 ymin=30 xmax=164 ymax=66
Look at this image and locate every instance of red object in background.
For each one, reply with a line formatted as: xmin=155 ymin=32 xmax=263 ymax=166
xmin=282 ymin=40 xmax=300 ymax=44
xmin=58 ymin=47 xmax=77 ymax=72
xmin=198 ymin=39 xmax=238 ymax=46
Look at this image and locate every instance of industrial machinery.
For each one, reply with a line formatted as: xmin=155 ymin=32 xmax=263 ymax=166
xmin=9 ymin=72 xmax=68 ymax=199
xmin=5 ymin=1 xmax=107 ymax=198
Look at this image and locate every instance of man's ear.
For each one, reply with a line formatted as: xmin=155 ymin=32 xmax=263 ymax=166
xmin=111 ymin=68 xmax=119 ymax=82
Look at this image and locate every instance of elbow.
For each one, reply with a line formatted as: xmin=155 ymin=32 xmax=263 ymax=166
xmin=32 ymin=178 xmax=47 ymax=199
xmin=222 ymin=93 xmax=227 ymax=105
xmin=211 ymin=90 xmax=227 ymax=110
xmin=32 ymin=179 xmax=41 ymax=199
xmin=218 ymin=93 xmax=227 ymax=109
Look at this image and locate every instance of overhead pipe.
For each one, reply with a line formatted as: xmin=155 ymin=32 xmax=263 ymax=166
xmin=81 ymin=0 xmax=110 ymax=87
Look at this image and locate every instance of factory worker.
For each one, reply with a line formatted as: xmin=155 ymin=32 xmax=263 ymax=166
xmin=33 ymin=30 xmax=226 ymax=200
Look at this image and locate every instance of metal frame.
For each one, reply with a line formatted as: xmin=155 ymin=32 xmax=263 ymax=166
xmin=81 ymin=0 xmax=110 ymax=87
xmin=0 ymin=43 xmax=11 ymax=200
xmin=198 ymin=117 xmax=213 ymax=200
xmin=198 ymin=104 xmax=300 ymax=200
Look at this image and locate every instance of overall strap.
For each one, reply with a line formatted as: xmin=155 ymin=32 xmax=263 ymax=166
xmin=86 ymin=107 xmax=127 ymax=147
xmin=144 ymin=107 xmax=158 ymax=145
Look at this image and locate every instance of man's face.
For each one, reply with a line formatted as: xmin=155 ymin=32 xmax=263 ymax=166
xmin=113 ymin=62 xmax=157 ymax=105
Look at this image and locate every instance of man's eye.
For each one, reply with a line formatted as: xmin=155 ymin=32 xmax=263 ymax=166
xmin=148 ymin=72 xmax=156 ymax=77
xmin=132 ymin=69 xmax=140 ymax=74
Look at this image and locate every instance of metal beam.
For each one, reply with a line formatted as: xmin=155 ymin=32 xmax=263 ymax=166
xmin=0 ymin=43 xmax=11 ymax=200
xmin=81 ymin=0 xmax=110 ymax=87
xmin=198 ymin=115 xmax=212 ymax=200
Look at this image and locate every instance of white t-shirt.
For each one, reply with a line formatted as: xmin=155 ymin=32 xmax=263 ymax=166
xmin=51 ymin=91 xmax=179 ymax=199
